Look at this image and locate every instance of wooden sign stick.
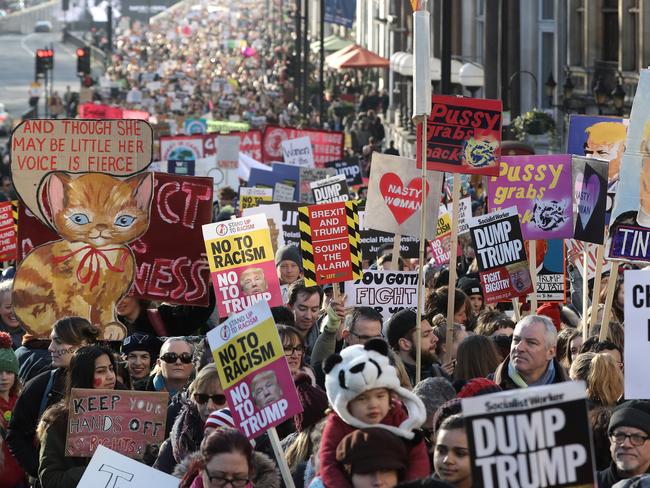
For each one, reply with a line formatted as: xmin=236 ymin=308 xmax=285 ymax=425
xmin=392 ymin=233 xmax=402 ymax=270
xmin=267 ymin=427 xmax=296 ymax=488
xmin=599 ymin=264 xmax=619 ymax=341
xmin=332 ymin=284 xmax=341 ymax=301
xmin=582 ymin=243 xmax=590 ymax=338
xmin=528 ymin=240 xmax=538 ymax=312
xmin=445 ymin=174 xmax=461 ymax=365
xmin=512 ymin=297 xmax=521 ymax=322
xmin=589 ymin=243 xmax=606 ymax=333
xmin=414 ymin=118 xmax=428 ymax=384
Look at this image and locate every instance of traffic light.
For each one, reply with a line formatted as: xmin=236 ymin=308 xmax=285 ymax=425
xmin=35 ymin=48 xmax=54 ymax=76
xmin=76 ymin=47 xmax=91 ymax=75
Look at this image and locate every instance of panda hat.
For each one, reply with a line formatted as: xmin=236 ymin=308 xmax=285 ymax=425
xmin=323 ymin=339 xmax=426 ymax=440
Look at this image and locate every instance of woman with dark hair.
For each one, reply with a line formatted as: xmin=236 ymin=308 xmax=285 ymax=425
xmin=180 ymin=428 xmax=280 ymax=488
xmin=7 ymin=317 xmax=99 ymax=482
xmin=277 ymin=325 xmax=315 ymax=383
xmin=562 ymin=329 xmax=583 ymax=369
xmin=453 ymin=335 xmax=500 ymax=381
xmin=37 ymin=345 xmax=118 ymax=488
xmin=425 ymin=286 xmax=469 ymax=327
xmin=433 ymin=414 xmax=471 ymax=488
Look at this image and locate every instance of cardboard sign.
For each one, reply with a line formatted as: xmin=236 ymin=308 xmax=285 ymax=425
xmin=488 ymin=155 xmax=574 ymax=240
xmin=364 ymin=153 xmax=443 ymax=239
xmin=78 ymin=103 xmax=124 ymax=119
xmin=184 ymin=118 xmax=207 ymax=135
xmin=572 ymin=156 xmax=608 ymax=244
xmin=624 ymin=270 xmax=650 ymax=398
xmin=240 ymin=187 xmax=273 ymax=210
xmin=299 ymin=201 xmax=362 ymax=286
xmin=0 ymin=201 xmax=17 ymax=261
xmin=566 ymin=239 xmax=611 ymax=281
xmin=248 ymin=163 xmax=301 ymax=202
xmin=430 ymin=208 xmax=453 ymax=266
xmin=311 ymin=174 xmax=349 ymax=204
xmin=534 ymin=239 xmax=566 ymax=302
xmin=206 ymin=119 xmax=250 ymax=133
xmin=608 ymin=70 xmax=650 ymax=262
xmin=77 ymin=445 xmax=179 ymax=488
xmin=262 ymin=125 xmax=344 ymax=166
xmin=18 ymin=173 xmax=213 ymax=310
xmin=469 ymin=207 xmax=533 ymax=304
xmin=207 ymin=301 xmax=303 ymax=439
xmin=461 ymin=382 xmax=595 ymax=487
xmin=345 ymin=270 xmax=419 ymax=322
xmin=324 ymin=159 xmax=364 ymax=187
xmin=300 ymin=167 xmax=336 ymax=204
xmin=242 ymin=203 xmax=286 ymax=253
xmin=274 ymin=182 xmax=296 ymax=202
xmin=358 ymin=209 xmax=420 ymax=260
xmin=203 ymin=214 xmax=283 ymax=316
xmin=167 ymin=160 xmax=195 ymax=175
xmin=65 ymin=389 xmax=168 ymax=459
xmin=447 ymin=196 xmax=472 ymax=235
xmin=281 ymin=136 xmax=315 ymax=167
xmin=203 ymin=130 xmax=263 ymax=160
xmin=11 ymin=119 xmax=153 ymax=226
xmin=159 ymin=135 xmax=204 ymax=162
xmin=416 ymin=95 xmax=502 ymax=175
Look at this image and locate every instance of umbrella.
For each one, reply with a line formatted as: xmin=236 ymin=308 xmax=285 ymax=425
xmin=328 ymin=45 xmax=389 ymax=69
xmin=310 ymin=35 xmax=354 ymax=53
xmin=325 ymin=44 xmax=358 ymax=66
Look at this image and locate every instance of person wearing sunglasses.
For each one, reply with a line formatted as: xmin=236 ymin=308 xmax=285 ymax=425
xmin=154 ymin=363 xmax=228 ymax=474
xmin=598 ymin=400 xmax=650 ymax=488
xmin=141 ymin=337 xmax=195 ymax=397
xmin=179 ymin=428 xmax=281 ymax=488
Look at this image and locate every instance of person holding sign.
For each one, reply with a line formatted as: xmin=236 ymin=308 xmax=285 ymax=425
xmin=36 ymin=345 xmax=119 ymax=488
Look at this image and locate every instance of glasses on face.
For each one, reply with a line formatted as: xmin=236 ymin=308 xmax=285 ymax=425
xmin=610 ymin=431 xmax=650 ymax=447
xmin=350 ymin=331 xmax=384 ymax=341
xmin=205 ymin=470 xmax=250 ymax=488
xmin=160 ymin=352 xmax=193 ymax=364
xmin=194 ymin=392 xmax=227 ymax=405
xmin=283 ymin=345 xmax=304 ymax=356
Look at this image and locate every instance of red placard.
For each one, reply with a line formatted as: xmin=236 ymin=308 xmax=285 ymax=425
xmin=203 ymin=130 xmax=263 ymax=160
xmin=262 ymin=125 xmax=344 ymax=166
xmin=17 ymin=173 xmax=212 ymax=306
xmin=0 ymin=201 xmax=16 ymax=262
xmin=307 ymin=202 xmax=354 ymax=284
xmin=65 ymin=389 xmax=167 ymax=459
xmin=78 ymin=103 xmax=123 ymax=119
xmin=416 ymin=95 xmax=502 ymax=175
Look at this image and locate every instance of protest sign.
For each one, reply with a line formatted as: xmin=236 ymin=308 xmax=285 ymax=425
xmin=364 ymin=153 xmax=443 ymax=239
xmin=324 ymin=159 xmax=363 ymax=187
xmin=624 ymin=270 xmax=650 ymax=398
xmin=262 ymin=125 xmax=344 ymax=166
xmin=572 ymin=156 xmax=608 ymax=244
xmin=240 ymin=187 xmax=273 ymax=210
xmin=274 ymin=182 xmax=296 ymax=202
xmin=203 ymin=214 xmax=283 ymax=315
xmin=77 ymin=445 xmax=179 ymax=488
xmin=159 ymin=135 xmax=204 ymax=162
xmin=299 ymin=201 xmax=362 ymax=286
xmin=281 ymin=136 xmax=315 ymax=167
xmin=184 ymin=118 xmax=207 ymax=135
xmin=248 ymin=163 xmax=301 ymax=202
xmin=299 ymin=167 xmax=336 ymax=204
xmin=207 ymin=301 xmax=302 ymax=439
xmin=608 ymin=70 xmax=650 ymax=262
xmin=469 ymin=207 xmax=533 ymax=304
xmin=11 ymin=119 xmax=153 ymax=227
xmin=65 ymin=389 xmax=167 ymax=459
xmin=447 ymin=196 xmax=472 ymax=235
xmin=0 ymin=201 xmax=17 ymax=261
xmin=242 ymin=203 xmax=286 ymax=253
xmin=18 ymin=173 xmax=213 ymax=309
xmin=358 ymin=209 xmax=420 ymax=260
xmin=416 ymin=95 xmax=502 ymax=175
xmin=203 ymin=130 xmax=263 ymax=160
xmin=311 ymin=174 xmax=349 ymax=204
xmin=461 ymin=381 xmax=595 ymax=488
xmin=488 ymin=155 xmax=573 ymax=240
xmin=534 ymin=239 xmax=566 ymax=302
xmin=167 ymin=160 xmax=195 ymax=175
xmin=345 ymin=270 xmax=419 ymax=322
xmin=206 ymin=119 xmax=250 ymax=133
xmin=78 ymin=103 xmax=123 ymax=119
xmin=566 ymin=239 xmax=611 ymax=281
xmin=430 ymin=207 xmax=453 ymax=266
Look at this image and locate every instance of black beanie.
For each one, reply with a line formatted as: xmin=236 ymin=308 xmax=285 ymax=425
xmin=121 ymin=333 xmax=162 ymax=362
xmin=385 ymin=309 xmax=417 ymax=349
xmin=457 ymin=276 xmax=483 ymax=297
xmin=275 ymin=244 xmax=303 ymax=270
xmin=609 ymin=400 xmax=650 ymax=436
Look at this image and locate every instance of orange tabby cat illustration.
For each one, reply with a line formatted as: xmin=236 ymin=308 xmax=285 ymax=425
xmin=13 ymin=171 xmax=153 ymax=339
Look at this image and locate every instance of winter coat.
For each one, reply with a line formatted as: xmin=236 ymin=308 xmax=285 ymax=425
xmin=0 ymin=394 xmax=26 ymax=487
xmin=319 ymin=405 xmax=430 ymax=488
xmin=15 ymin=339 xmax=51 ymax=385
xmin=490 ymin=357 xmax=569 ymax=390
xmin=7 ymin=368 xmax=66 ymax=478
xmin=153 ymin=400 xmax=203 ymax=474
xmin=175 ymin=450 xmax=281 ymax=488
xmin=598 ymin=462 xmax=650 ymax=488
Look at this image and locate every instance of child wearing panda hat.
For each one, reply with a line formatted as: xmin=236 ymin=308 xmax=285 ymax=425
xmin=319 ymin=339 xmax=430 ymax=487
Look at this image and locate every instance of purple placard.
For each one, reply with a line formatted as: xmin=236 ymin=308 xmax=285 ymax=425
xmin=488 ymin=155 xmax=573 ymax=240
xmin=609 ymin=224 xmax=650 ymax=262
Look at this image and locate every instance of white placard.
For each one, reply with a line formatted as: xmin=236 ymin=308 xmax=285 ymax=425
xmin=274 ymin=182 xmax=296 ymax=202
xmin=447 ymin=197 xmax=472 ymax=234
xmin=625 ymin=270 xmax=650 ymax=399
xmin=310 ymin=174 xmax=349 ymax=204
xmin=281 ymin=136 xmax=315 ymax=167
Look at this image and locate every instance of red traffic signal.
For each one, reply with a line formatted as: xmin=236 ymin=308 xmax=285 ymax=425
xmin=76 ymin=46 xmax=91 ymax=75
xmin=36 ymin=49 xmax=53 ymax=58
xmin=35 ymin=48 xmax=54 ymax=74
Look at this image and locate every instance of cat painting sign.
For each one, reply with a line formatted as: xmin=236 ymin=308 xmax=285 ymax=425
xmin=416 ymin=95 xmax=502 ymax=176
xmin=203 ymin=214 xmax=283 ymax=316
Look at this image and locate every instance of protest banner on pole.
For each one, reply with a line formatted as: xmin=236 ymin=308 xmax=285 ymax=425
xmin=77 ymin=445 xmax=179 ymax=488
xmin=0 ymin=201 xmax=17 ymax=262
xmin=416 ymin=95 xmax=502 ymax=175
xmin=310 ymin=174 xmax=349 ymax=204
xmin=345 ymin=269 xmax=419 ymax=322
xmin=447 ymin=196 xmax=472 ymax=235
xmin=240 ymin=187 xmax=273 ymax=210
xmin=469 ymin=207 xmax=534 ymax=304
xmin=534 ymin=240 xmax=566 ymax=302
xmin=203 ymin=130 xmax=263 ymax=161
xmin=184 ymin=118 xmax=207 ymax=135
xmin=624 ymin=269 xmax=650 ymax=398
xmin=281 ymin=136 xmax=315 ymax=167
xmin=572 ymin=156 xmax=608 ymax=244
xmin=429 ymin=207 xmax=453 ymax=266
xmin=203 ymin=214 xmax=283 ymax=316
xmin=358 ymin=209 xmax=420 ymax=260
xmin=298 ymin=200 xmax=362 ymax=286
xmin=299 ymin=167 xmax=336 ymax=204
xmin=324 ymin=159 xmax=363 ymax=187
xmin=248 ymin=163 xmax=301 ymax=202
xmin=65 ymin=389 xmax=168 ymax=459
xmin=488 ymin=155 xmax=574 ymax=240
xmin=262 ymin=125 xmax=344 ymax=166
xmin=160 ymin=135 xmax=204 ymax=163
xmin=461 ymin=381 xmax=596 ymax=488
xmin=207 ymin=301 xmax=302 ymax=488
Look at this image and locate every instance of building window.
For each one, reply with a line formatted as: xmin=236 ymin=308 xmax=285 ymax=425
xmin=624 ymin=0 xmax=640 ymax=71
xmin=476 ymin=0 xmax=484 ymax=64
xmin=540 ymin=31 xmax=555 ymax=108
xmin=602 ymin=0 xmax=619 ymax=62
xmin=540 ymin=0 xmax=554 ymax=20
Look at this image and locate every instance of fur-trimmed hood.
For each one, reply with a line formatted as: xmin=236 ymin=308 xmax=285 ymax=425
xmin=174 ymin=450 xmax=281 ymax=488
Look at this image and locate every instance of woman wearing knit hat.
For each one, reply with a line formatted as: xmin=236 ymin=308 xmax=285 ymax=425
xmin=0 ymin=332 xmax=26 ymax=487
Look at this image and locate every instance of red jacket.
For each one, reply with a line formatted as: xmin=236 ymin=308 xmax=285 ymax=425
xmin=319 ymin=403 xmax=430 ymax=488
xmin=0 ymin=394 xmax=26 ymax=487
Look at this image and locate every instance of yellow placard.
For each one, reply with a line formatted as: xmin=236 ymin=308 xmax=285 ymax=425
xmin=206 ymin=228 xmax=273 ymax=272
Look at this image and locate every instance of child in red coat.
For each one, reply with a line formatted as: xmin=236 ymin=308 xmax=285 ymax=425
xmin=319 ymin=339 xmax=430 ymax=488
